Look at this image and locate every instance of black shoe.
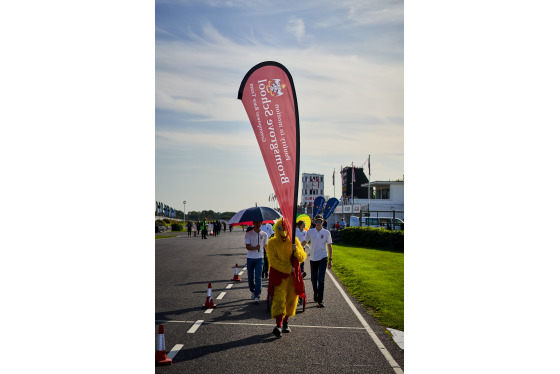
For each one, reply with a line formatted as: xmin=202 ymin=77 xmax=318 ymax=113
xmin=273 ymin=326 xmax=282 ymax=338
xmin=318 ymin=302 xmax=325 ymax=308
xmin=282 ymin=321 xmax=291 ymax=333
xmin=302 ymin=272 xmax=307 ymax=279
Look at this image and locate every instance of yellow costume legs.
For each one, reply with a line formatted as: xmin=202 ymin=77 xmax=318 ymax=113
xmin=271 ymin=278 xmax=288 ymax=319
xmin=284 ymin=275 xmax=298 ymax=317
xmin=271 ymin=275 xmax=299 ymax=319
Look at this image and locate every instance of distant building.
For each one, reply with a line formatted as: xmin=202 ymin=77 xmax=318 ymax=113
xmin=296 ymin=168 xmax=404 ymax=229
xmin=330 ymin=180 xmax=404 ymax=228
xmin=362 ymin=180 xmax=404 ymax=212
xmin=341 ymin=166 xmax=369 ymax=199
xmin=300 ymin=173 xmax=324 ymax=208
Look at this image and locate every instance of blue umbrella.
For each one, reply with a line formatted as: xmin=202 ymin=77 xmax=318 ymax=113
xmin=227 ymin=206 xmax=282 ymax=226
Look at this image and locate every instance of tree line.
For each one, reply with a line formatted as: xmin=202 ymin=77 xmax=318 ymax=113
xmin=156 ymin=210 xmax=236 ymax=221
xmin=185 ymin=210 xmax=236 ymax=221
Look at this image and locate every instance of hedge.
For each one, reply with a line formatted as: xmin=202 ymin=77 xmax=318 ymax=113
xmin=171 ymin=223 xmax=183 ymax=231
xmin=338 ymin=227 xmax=404 ymax=251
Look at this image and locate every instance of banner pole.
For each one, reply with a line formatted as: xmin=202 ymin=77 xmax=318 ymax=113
xmin=368 ymin=155 xmax=371 ymax=216
xmin=351 ymin=162 xmax=354 ymax=216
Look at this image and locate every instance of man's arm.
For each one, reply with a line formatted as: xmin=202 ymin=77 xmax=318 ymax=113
xmin=301 ymin=230 xmax=310 ymax=247
xmin=245 ymin=233 xmax=260 ymax=251
xmin=327 ymin=243 xmax=333 ymax=269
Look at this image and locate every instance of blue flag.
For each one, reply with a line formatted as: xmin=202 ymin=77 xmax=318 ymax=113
xmin=313 ymin=196 xmax=325 ymax=218
xmin=323 ymin=197 xmax=339 ymax=220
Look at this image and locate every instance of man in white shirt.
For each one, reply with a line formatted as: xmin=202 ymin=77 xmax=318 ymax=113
xmin=262 ymin=223 xmax=274 ymax=238
xmin=301 ymin=214 xmax=333 ymax=308
xmin=245 ymin=221 xmax=268 ymax=303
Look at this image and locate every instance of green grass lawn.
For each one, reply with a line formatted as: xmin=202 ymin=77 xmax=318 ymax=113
xmin=155 ymin=234 xmax=179 ymax=239
xmin=331 ymin=244 xmax=404 ymax=331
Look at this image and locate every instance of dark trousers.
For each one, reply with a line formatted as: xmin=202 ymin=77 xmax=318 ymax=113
xmin=310 ymin=257 xmax=328 ymax=302
xmin=247 ymin=258 xmax=264 ymax=297
xmin=262 ymin=249 xmax=269 ymax=277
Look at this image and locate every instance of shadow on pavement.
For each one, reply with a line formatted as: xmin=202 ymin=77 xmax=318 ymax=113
xmin=155 ymin=298 xmax=271 ymax=322
xmin=172 ymin=333 xmax=277 ymax=363
xmin=174 ymin=280 xmax=234 ymax=287
xmin=210 ymin=299 xmax=272 ymax=322
xmin=208 ymin=252 xmax=246 ymax=257
xmin=155 ymin=305 xmax=217 ymax=321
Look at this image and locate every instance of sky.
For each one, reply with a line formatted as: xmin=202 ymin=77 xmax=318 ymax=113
xmin=155 ymin=0 xmax=404 ymax=214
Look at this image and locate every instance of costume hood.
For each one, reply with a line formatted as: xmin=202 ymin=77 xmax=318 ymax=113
xmin=273 ymin=217 xmax=290 ymax=242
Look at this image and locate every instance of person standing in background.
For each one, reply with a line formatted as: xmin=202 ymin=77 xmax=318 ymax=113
xmin=187 ymin=221 xmax=192 ymax=237
xmin=301 ymin=214 xmax=333 ymax=308
xmin=339 ymin=218 xmax=346 ymax=229
xmin=295 ymin=220 xmax=308 ymax=279
xmin=201 ymin=218 xmax=208 ymax=239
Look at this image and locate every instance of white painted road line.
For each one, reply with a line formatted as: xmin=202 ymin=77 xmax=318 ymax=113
xmin=217 ymin=292 xmax=226 ymax=300
xmin=327 ymin=270 xmax=404 ymax=374
xmin=204 ymin=308 xmax=214 ymax=314
xmin=210 ymin=321 xmax=366 ymax=330
xmin=242 ymin=267 xmax=247 ymax=271
xmin=226 ymin=284 xmax=233 ymax=289
xmin=187 ymin=320 xmax=204 ymax=333
xmin=155 ymin=320 xmax=196 ymax=324
xmin=156 ymin=320 xmax=367 ymax=330
xmin=238 ymin=271 xmax=245 ymax=276
xmin=167 ymin=344 xmax=183 ymax=360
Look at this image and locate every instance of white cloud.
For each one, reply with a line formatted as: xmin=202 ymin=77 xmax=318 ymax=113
xmin=347 ymin=0 xmax=403 ymax=25
xmin=286 ymin=18 xmax=306 ymax=42
xmin=155 ymin=128 xmax=256 ymax=152
xmin=156 ymin=23 xmax=402 ymax=124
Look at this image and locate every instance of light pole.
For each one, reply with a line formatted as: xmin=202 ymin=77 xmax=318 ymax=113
xmin=183 ymin=200 xmax=186 ymax=223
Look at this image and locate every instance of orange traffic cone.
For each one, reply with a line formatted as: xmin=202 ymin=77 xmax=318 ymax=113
xmin=155 ymin=324 xmax=172 ymax=366
xmin=203 ymin=282 xmax=217 ymax=308
xmin=231 ymin=263 xmax=242 ymax=282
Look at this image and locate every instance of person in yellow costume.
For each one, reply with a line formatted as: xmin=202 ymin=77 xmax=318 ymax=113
xmin=267 ymin=217 xmax=307 ymax=338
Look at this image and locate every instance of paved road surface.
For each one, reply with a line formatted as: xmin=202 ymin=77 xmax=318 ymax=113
xmin=155 ymin=230 xmax=404 ymax=373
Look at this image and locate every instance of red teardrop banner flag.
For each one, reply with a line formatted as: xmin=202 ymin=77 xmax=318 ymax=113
xmin=238 ymin=61 xmax=300 ymax=243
